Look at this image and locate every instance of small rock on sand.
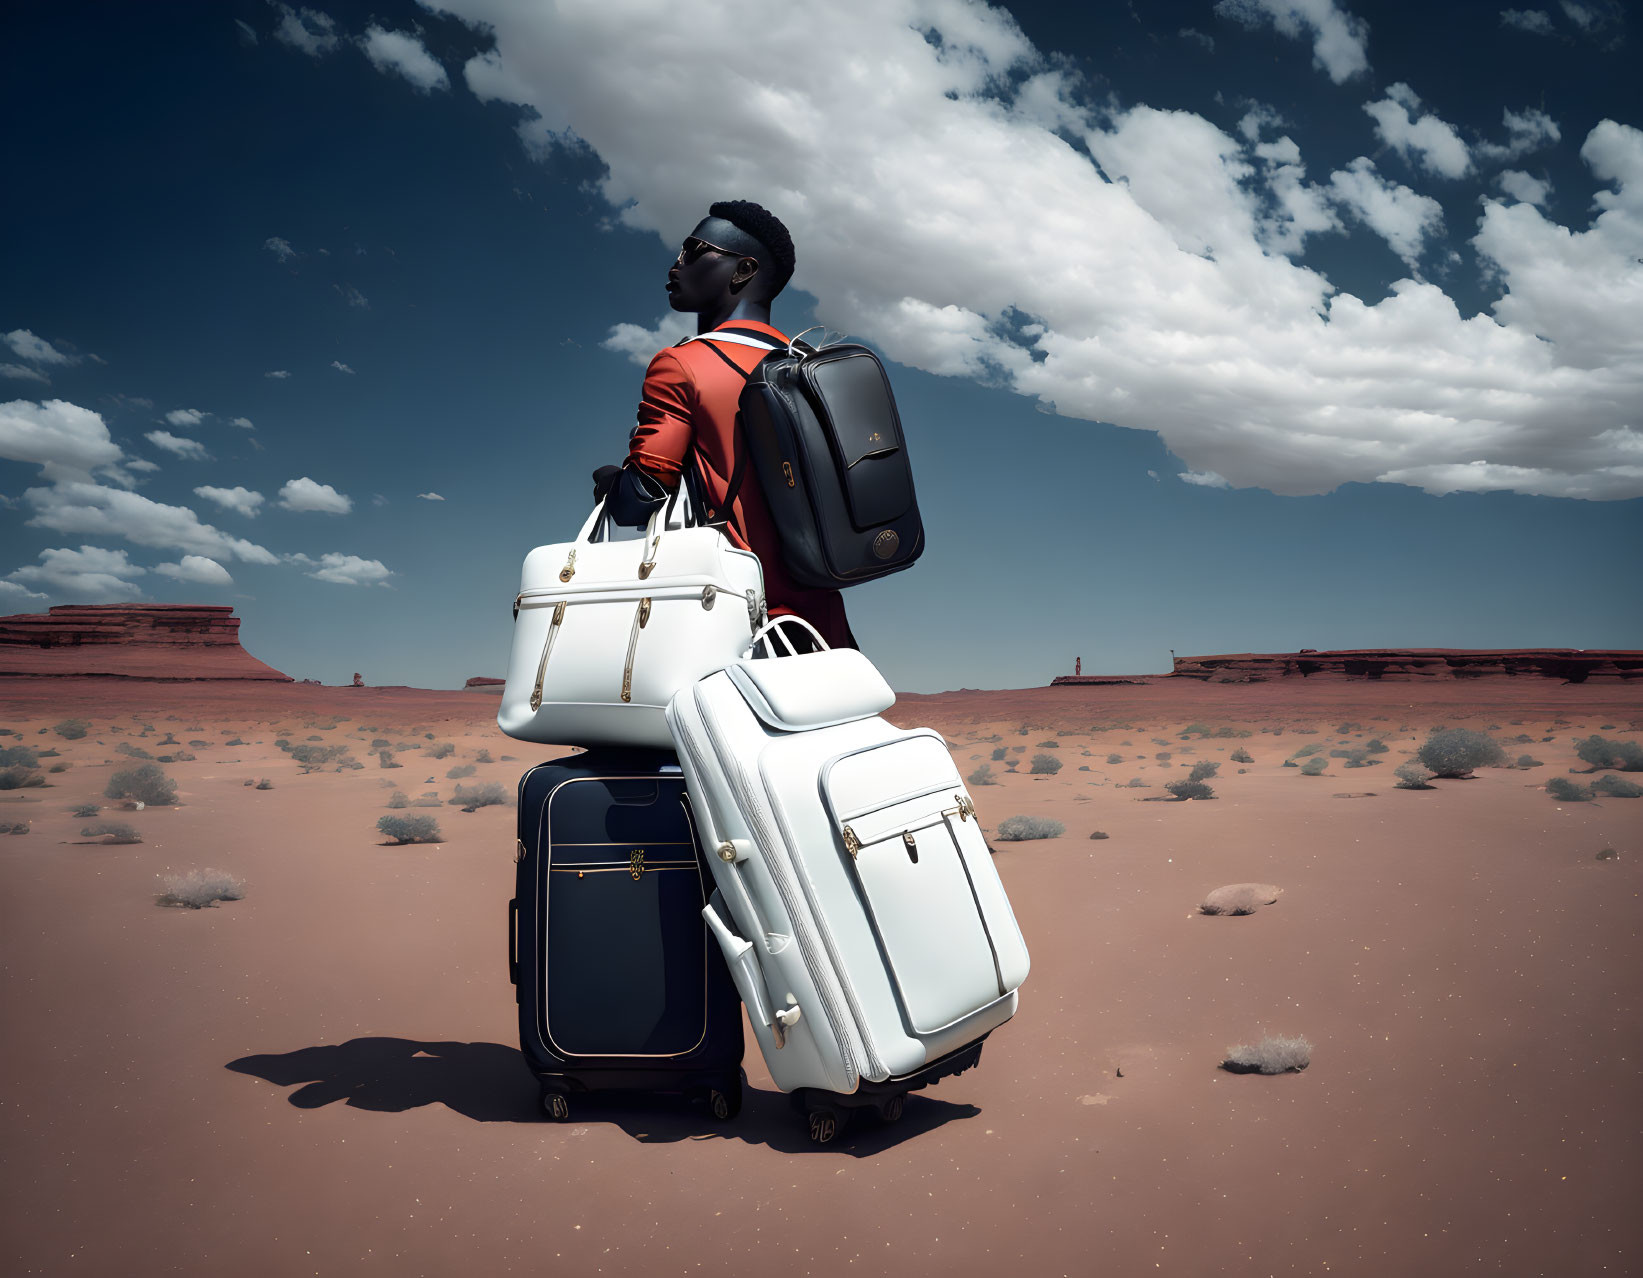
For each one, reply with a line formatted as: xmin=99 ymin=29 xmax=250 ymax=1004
xmin=1200 ymin=883 xmax=1284 ymax=915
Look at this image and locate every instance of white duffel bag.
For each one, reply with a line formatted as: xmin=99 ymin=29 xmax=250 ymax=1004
xmin=499 ymin=489 xmax=765 ymax=747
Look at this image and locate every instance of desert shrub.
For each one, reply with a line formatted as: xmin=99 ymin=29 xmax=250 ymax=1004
xmin=1187 ymin=760 xmax=1220 ymax=782
xmin=1 ymin=820 xmax=29 ymax=835
xmin=474 ymin=748 xmax=494 ymax=763
xmin=49 ymin=762 xmax=69 ymax=773
xmin=371 ymin=738 xmax=392 ymax=750
xmin=990 ymin=747 xmax=1007 ymax=761
xmin=386 ymin=790 xmax=410 ymax=809
xmin=1035 ymin=740 xmax=1060 ymax=748
xmin=1365 ymin=739 xmax=1388 ymax=754
xmin=157 ymin=868 xmax=245 ymax=908
xmin=1125 ymin=777 xmax=1148 ymax=788
xmin=225 ymin=737 xmax=246 ymax=747
xmin=0 ymin=745 xmax=40 ymax=768
xmin=53 ymin=718 xmax=91 ymax=740
xmin=305 ymin=734 xmax=322 ymax=742
xmin=155 ymin=750 xmax=196 ymax=763
xmin=1011 ymin=745 xmax=1025 ymax=754
xmin=1166 ymin=778 xmax=1215 ymax=800
xmin=81 ymin=821 xmax=142 ymax=843
xmin=1515 ymin=754 xmax=1543 ymax=768
xmin=426 ymin=742 xmax=456 ymax=759
xmin=450 ymin=782 xmax=508 ymax=809
xmin=1154 ymin=751 xmax=1172 ymax=761
xmin=71 ymin=803 xmax=100 ymax=818
xmin=1338 ymin=750 xmax=1371 ymax=768
xmin=337 ymin=758 xmax=363 ymax=771
xmin=1230 ymin=747 xmax=1253 ymax=763
xmin=967 ymin=764 xmax=997 ymax=787
xmin=1574 ymin=736 xmax=1643 ymax=772
xmin=157 ymin=733 xmax=179 ymax=746
xmin=289 ymin=743 xmax=348 ymax=770
xmin=447 ymin=763 xmax=477 ymax=779
xmin=255 ymin=778 xmax=274 ymax=790
xmin=1106 ymin=753 xmax=1124 ymax=764
xmin=412 ymin=795 xmax=443 ymax=808
xmin=105 ymin=763 xmax=176 ymax=806
xmin=1416 ymin=728 xmax=1505 ymax=778
xmin=1394 ymin=761 xmax=1434 ymax=790
xmin=1222 ymin=1033 xmax=1312 ymax=1075
xmin=0 ymin=765 xmax=44 ymax=790
xmin=1592 ymin=774 xmax=1643 ymax=799
xmin=1299 ymin=758 xmax=1328 ymax=776
xmin=1545 ymin=777 xmax=1591 ymax=802
xmin=1029 ymin=753 xmax=1063 ymax=775
xmin=1089 ymin=830 xmax=1109 ymax=839
xmin=1291 ymin=743 xmax=1324 ymax=759
xmin=378 ymin=814 xmax=443 ymax=843
xmin=274 ymin=738 xmax=291 ymax=749
xmin=995 ymin=815 xmax=1065 ymax=841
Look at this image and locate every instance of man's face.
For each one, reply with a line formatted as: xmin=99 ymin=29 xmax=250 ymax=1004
xmin=666 ymin=235 xmax=755 ymax=313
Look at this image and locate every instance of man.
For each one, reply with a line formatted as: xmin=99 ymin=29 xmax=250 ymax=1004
xmin=594 ymin=200 xmax=856 ymax=650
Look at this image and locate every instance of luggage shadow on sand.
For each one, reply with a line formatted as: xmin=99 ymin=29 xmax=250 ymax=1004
xmin=226 ymin=1038 xmax=540 ymax=1123
xmin=226 ymin=1038 xmax=980 ymax=1152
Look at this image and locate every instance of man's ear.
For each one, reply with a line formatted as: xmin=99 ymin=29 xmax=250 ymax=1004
xmin=731 ymin=257 xmax=760 ymax=286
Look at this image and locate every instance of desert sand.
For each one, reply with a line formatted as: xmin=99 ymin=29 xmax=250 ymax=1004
xmin=2 ymin=674 xmax=1639 ymax=1277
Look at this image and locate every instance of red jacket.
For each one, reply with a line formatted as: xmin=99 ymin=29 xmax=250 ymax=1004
xmin=627 ymin=319 xmax=856 ymax=650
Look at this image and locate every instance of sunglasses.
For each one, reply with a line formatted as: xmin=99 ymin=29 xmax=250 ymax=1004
xmin=676 ymin=236 xmax=756 ymax=267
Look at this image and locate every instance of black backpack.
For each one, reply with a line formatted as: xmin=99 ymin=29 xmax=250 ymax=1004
xmin=687 ymin=327 xmax=924 ymax=590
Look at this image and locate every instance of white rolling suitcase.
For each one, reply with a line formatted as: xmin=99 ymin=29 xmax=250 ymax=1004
xmin=667 ymin=618 xmax=1029 ymax=1142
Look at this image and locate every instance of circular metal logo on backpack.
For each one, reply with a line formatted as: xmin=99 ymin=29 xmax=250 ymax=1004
xmin=872 ymin=529 xmax=899 ymax=559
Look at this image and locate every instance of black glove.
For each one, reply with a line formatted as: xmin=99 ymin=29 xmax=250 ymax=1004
xmin=591 ymin=465 xmax=622 ymax=503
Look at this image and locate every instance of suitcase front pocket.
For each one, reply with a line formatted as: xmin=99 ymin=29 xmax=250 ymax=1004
xmin=822 ymin=735 xmax=1015 ymax=1035
xmin=543 ymin=859 xmax=709 ymax=1058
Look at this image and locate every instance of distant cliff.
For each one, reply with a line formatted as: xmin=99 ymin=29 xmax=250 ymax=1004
xmin=0 ymin=604 xmax=291 ymax=681
xmin=1166 ymin=649 xmax=1641 ymax=683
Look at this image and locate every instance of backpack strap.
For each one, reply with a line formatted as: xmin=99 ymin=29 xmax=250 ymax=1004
xmin=679 ymin=331 xmax=781 ymax=525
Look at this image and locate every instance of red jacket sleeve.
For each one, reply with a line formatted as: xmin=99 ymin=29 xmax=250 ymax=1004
xmin=626 ymin=348 xmax=692 ymax=489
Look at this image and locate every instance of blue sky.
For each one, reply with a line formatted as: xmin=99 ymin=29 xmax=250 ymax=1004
xmin=2 ymin=0 xmax=1638 ymax=692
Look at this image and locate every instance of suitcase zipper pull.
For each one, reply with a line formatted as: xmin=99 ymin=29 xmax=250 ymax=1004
xmin=902 ymin=830 xmax=919 ymax=863
xmin=629 ymin=849 xmax=645 ymax=880
xmin=559 ymin=548 xmax=577 ymax=582
xmin=638 ymin=533 xmax=661 ymax=580
xmin=528 ymin=602 xmax=568 ymax=711
xmin=620 ymin=597 xmax=651 ymax=703
xmin=841 ymin=825 xmax=861 ymax=859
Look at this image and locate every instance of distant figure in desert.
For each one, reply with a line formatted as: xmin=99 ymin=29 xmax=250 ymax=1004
xmin=591 ymin=200 xmax=856 ymax=650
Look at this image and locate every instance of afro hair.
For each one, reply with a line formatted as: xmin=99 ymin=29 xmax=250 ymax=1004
xmin=710 ymin=199 xmax=795 ymax=293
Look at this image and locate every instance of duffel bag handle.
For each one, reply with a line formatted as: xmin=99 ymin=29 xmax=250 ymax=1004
xmin=745 ymin=614 xmax=829 ymax=659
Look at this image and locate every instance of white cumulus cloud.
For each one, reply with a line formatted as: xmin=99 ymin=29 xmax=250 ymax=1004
xmin=8 ymin=545 xmax=146 ymax=602
xmin=416 ymin=491 xmax=445 ymax=501
xmin=303 ymin=552 xmax=392 ymax=586
xmin=23 ymin=483 xmax=279 ymax=563
xmin=1364 ymin=83 xmax=1471 ymax=179
xmin=330 ymin=360 xmax=355 ymax=374
xmin=1497 ymin=169 xmax=1552 ymax=205
xmin=4 ymin=329 xmax=77 ymax=366
xmin=229 ymin=416 xmax=255 ymax=429
xmin=1179 ymin=469 xmax=1232 ymax=487
xmin=164 ymin=407 xmax=205 ymax=427
xmin=0 ymin=398 xmax=124 ymax=483
xmin=428 ymin=1 xmax=1643 ymax=500
xmin=1500 ymin=8 xmax=1555 ymax=33
xmin=264 ymin=235 xmax=297 ymax=262
xmin=1 ymin=363 xmax=51 ymax=384
xmin=278 ymin=476 xmax=353 ymax=514
xmin=145 ymin=430 xmax=209 ymax=460
xmin=1214 ymin=0 xmax=1370 ymax=83
xmin=602 ymin=312 xmax=695 ymax=366
xmin=1476 ymin=107 xmax=1563 ymax=164
xmin=265 ymin=369 xmax=291 ymax=379
xmin=194 ymin=485 xmax=266 ymax=517
xmin=154 ymin=555 xmax=234 ymax=586
xmin=274 ymin=4 xmax=339 ymax=56
xmin=360 ymin=26 xmax=449 ymax=92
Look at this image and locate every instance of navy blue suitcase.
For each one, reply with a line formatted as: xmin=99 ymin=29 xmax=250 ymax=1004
xmin=509 ymin=748 xmax=744 ymax=1121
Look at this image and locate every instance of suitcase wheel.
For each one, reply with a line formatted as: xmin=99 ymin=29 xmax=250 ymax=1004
xmin=708 ymin=1081 xmax=742 ymax=1122
xmin=806 ymin=1107 xmax=842 ymax=1145
xmin=877 ymin=1093 xmax=905 ymax=1124
xmin=540 ymin=1089 xmax=570 ymax=1122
